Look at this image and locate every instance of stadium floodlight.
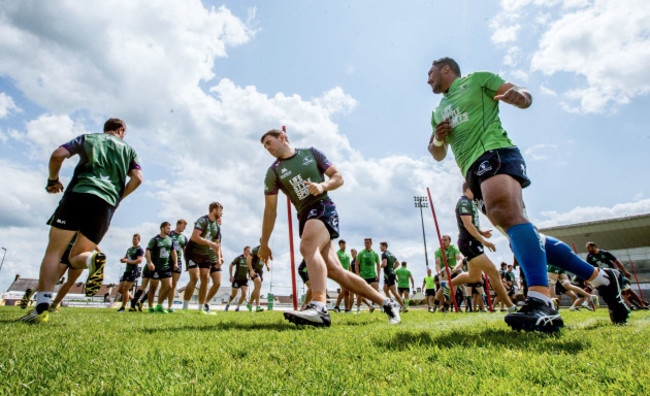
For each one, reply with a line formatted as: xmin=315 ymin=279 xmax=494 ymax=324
xmin=413 ymin=196 xmax=430 ymax=268
xmin=0 ymin=247 xmax=6 ymax=274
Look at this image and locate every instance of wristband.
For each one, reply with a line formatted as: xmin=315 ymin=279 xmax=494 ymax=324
xmin=433 ymin=137 xmax=444 ymax=147
xmin=46 ymin=178 xmax=61 ymax=191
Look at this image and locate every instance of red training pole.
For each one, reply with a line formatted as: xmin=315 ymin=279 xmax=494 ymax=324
xmin=483 ymin=273 xmax=493 ymax=312
xmin=628 ymin=257 xmax=645 ymax=302
xmin=571 ymin=243 xmax=596 ymax=311
xmin=282 ymin=125 xmax=298 ymax=311
xmin=426 ymin=187 xmax=459 ymax=313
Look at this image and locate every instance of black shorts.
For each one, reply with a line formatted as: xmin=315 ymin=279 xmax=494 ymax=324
xmin=384 ymin=273 xmax=396 ymax=287
xmin=210 ymin=264 xmax=222 ymax=274
xmin=425 ymin=289 xmax=436 ymax=297
xmin=152 ymin=268 xmax=172 ymax=280
xmin=298 ymin=199 xmax=340 ymax=240
xmin=60 ymin=248 xmax=73 ymax=269
xmin=120 ymin=267 xmax=141 ymax=283
xmin=465 ymin=147 xmax=531 ymax=208
xmin=47 ymin=192 xmax=115 ymax=244
xmin=298 ymin=270 xmax=309 ymax=283
xmin=364 ymin=277 xmax=378 ymax=285
xmin=252 ymin=270 xmax=263 ymax=282
xmin=467 ymin=282 xmax=484 ymax=295
xmin=232 ymin=279 xmax=248 ymax=289
xmin=142 ymin=266 xmax=154 ymax=279
xmin=458 ymin=239 xmax=485 ymax=261
xmin=186 ymin=253 xmax=214 ymax=270
xmin=398 ymin=287 xmax=410 ymax=294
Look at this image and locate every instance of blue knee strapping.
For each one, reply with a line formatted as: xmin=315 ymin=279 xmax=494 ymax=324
xmin=506 ymin=223 xmax=548 ymax=288
xmin=544 ymin=235 xmax=595 ymax=280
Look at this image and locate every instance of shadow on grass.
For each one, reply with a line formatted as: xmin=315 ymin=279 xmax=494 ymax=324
xmin=378 ymin=327 xmax=590 ymax=354
xmin=142 ymin=321 xmax=300 ymax=333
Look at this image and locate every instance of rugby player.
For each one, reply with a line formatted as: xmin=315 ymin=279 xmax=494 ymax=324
xmin=332 ymin=240 xmax=352 ymax=313
xmin=182 ymin=202 xmax=223 ymax=314
xmin=248 ymin=244 xmax=270 ymax=312
xmin=226 ymin=246 xmax=251 ymax=312
xmin=422 ymin=268 xmax=436 ymax=312
xmin=145 ymin=222 xmax=179 ymax=314
xmin=168 ymin=220 xmax=188 ymax=312
xmin=204 ymin=217 xmax=224 ymax=314
xmin=117 ymin=234 xmax=144 ymax=312
xmin=380 ymin=242 xmax=406 ymax=311
xmin=20 ymin=118 xmax=142 ymax=323
xmin=426 ymin=57 xmax=628 ymax=331
xmin=395 ymin=262 xmax=415 ymax=308
xmin=258 ymin=129 xmax=400 ymax=327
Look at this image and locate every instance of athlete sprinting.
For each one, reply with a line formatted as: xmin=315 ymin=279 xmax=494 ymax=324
xmin=332 ymin=240 xmax=352 ymax=313
xmin=395 ymin=262 xmax=415 ymax=309
xmin=422 ymin=268 xmax=437 ymax=312
xmin=258 ymin=129 xmax=400 ymax=327
xmin=204 ymin=217 xmax=224 ymax=314
xmin=19 ymin=118 xmax=142 ymax=323
xmin=426 ymin=57 xmax=628 ymax=331
xmin=116 ymin=234 xmax=144 ymax=312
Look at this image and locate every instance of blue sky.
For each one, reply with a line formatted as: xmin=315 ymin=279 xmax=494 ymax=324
xmin=1 ymin=0 xmax=649 ymax=295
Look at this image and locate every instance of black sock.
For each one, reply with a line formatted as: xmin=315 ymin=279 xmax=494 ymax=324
xmin=36 ymin=303 xmax=49 ymax=314
xmin=140 ymin=290 xmax=148 ymax=303
xmin=132 ymin=290 xmax=143 ymax=307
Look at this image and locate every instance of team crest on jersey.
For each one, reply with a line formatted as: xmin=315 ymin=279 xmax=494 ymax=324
xmin=476 ymin=161 xmax=492 ymax=176
xmin=302 ymin=156 xmax=314 ymax=166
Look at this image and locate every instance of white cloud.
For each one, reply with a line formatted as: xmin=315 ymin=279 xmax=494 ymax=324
xmin=491 ymin=0 xmax=650 ymax=114
xmin=539 ymin=84 xmax=558 ymax=96
xmin=536 ymin=198 xmax=650 ymax=228
xmin=0 ymin=92 xmax=20 ymax=118
xmin=524 ymin=143 xmax=558 ymax=161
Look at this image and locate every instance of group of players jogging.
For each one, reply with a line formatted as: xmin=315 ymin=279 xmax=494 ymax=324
xmin=19 ymin=57 xmax=646 ymax=333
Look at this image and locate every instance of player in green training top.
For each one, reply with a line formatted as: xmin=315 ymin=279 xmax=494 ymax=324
xmin=426 ymin=57 xmax=628 ymax=331
xmin=248 ymin=244 xmax=271 ymax=312
xmin=226 ymin=246 xmax=252 ymax=312
xmin=395 ymin=262 xmax=415 ymax=305
xmin=145 ymin=222 xmax=179 ymax=314
xmin=20 ymin=118 xmax=143 ymax=324
xmin=449 ymin=183 xmax=516 ymax=312
xmin=356 ymin=238 xmax=381 ymax=291
xmin=422 ymin=268 xmax=436 ymax=313
xmin=380 ymin=242 xmax=406 ymax=311
xmin=182 ymin=202 xmax=223 ymax=314
xmin=167 ymin=219 xmax=188 ymax=312
xmin=332 ymin=240 xmax=352 ymax=313
xmin=258 ymin=129 xmax=400 ymax=327
xmin=117 ymin=234 xmax=145 ymax=312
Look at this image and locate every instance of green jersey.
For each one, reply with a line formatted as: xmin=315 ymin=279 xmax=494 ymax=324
xmin=124 ymin=245 xmax=144 ymax=271
xmin=169 ymin=231 xmax=187 ymax=265
xmin=337 ymin=250 xmax=350 ymax=270
xmin=431 ymin=72 xmax=514 ymax=176
xmin=435 ymin=245 xmax=461 ymax=269
xmin=357 ymin=249 xmax=380 ymax=279
xmin=424 ymin=275 xmax=436 ymax=290
xmin=251 ymin=246 xmax=264 ymax=272
xmin=456 ymin=195 xmax=480 ymax=242
xmin=264 ymin=147 xmax=333 ymax=217
xmin=188 ymin=215 xmax=220 ymax=257
xmin=395 ymin=267 xmax=411 ymax=288
xmin=146 ymin=235 xmax=178 ymax=270
xmin=231 ymin=255 xmax=250 ymax=281
xmin=381 ymin=250 xmax=397 ymax=276
xmin=586 ymin=250 xmax=618 ymax=270
xmin=61 ymin=133 xmax=141 ymax=207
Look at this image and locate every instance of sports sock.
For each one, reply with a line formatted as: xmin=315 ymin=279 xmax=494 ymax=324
xmin=589 ymin=269 xmax=610 ymax=288
xmin=140 ymin=291 xmax=148 ymax=303
xmin=528 ymin=291 xmax=552 ymax=305
xmin=183 ymin=300 xmax=190 ymax=310
xmin=507 ymin=223 xmax=548 ymax=288
xmin=310 ymin=301 xmax=326 ymax=311
xmin=544 ymin=235 xmax=597 ymax=280
xmin=132 ymin=290 xmax=143 ymax=308
xmin=381 ymin=298 xmax=391 ymax=307
xmin=35 ymin=292 xmax=52 ymax=314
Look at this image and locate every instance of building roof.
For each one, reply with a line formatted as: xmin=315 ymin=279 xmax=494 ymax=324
xmin=539 ymin=213 xmax=650 ymax=254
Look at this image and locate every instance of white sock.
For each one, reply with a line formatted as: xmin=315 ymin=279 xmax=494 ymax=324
xmin=183 ymin=300 xmax=190 ymax=310
xmin=589 ymin=270 xmax=609 ymax=288
xmin=85 ymin=254 xmax=93 ymax=269
xmin=311 ymin=301 xmax=326 ymax=312
xmin=528 ymin=291 xmax=552 ymax=305
xmin=36 ymin=292 xmax=52 ymax=307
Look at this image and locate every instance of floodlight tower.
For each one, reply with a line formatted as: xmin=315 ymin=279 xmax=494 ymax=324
xmin=413 ymin=196 xmax=430 ymax=268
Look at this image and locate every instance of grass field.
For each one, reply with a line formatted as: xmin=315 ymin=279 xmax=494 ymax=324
xmin=1 ymin=307 xmax=649 ymax=395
